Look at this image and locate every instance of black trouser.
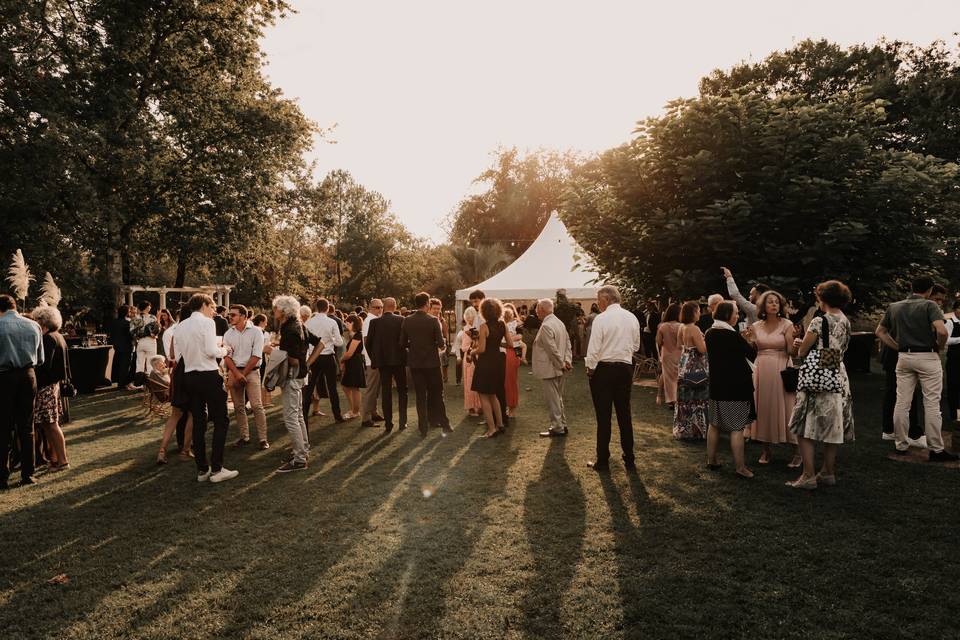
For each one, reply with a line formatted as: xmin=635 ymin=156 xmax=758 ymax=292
xmin=455 ymin=358 xmax=463 ymax=384
xmin=882 ymin=365 xmax=923 ymax=438
xmin=303 ymin=354 xmax=341 ymax=423
xmin=112 ymin=348 xmax=132 ymax=387
xmin=0 ymin=368 xmax=37 ymax=483
xmin=175 ymin=411 xmax=189 ymax=451
xmin=589 ymin=361 xmax=634 ymax=466
xmin=183 ymin=370 xmax=230 ymax=473
xmin=946 ymin=355 xmax=960 ymax=423
xmin=379 ymin=365 xmax=409 ymax=430
xmin=410 ymin=367 xmax=449 ymax=433
xmin=641 ymin=334 xmax=656 ymax=359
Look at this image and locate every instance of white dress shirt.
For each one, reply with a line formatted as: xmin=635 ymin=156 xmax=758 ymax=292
xmin=223 ymin=320 xmax=265 ymax=368
xmin=585 ymin=303 xmax=642 ymax=370
xmin=946 ymin=317 xmax=960 ymax=346
xmin=304 ymin=313 xmax=344 ymax=356
xmin=175 ymin=313 xmax=227 ymax=372
xmin=361 ymin=312 xmax=380 ymax=366
xmin=162 ymin=322 xmax=177 ymax=359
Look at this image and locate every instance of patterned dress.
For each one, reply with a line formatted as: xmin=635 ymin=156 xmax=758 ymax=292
xmin=673 ymin=346 xmax=709 ymax=440
xmin=789 ymin=313 xmax=855 ymax=444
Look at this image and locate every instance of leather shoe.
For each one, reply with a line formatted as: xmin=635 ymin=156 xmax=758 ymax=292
xmin=539 ymin=429 xmax=567 ymax=438
xmin=624 ymin=461 xmax=637 ymax=472
xmin=360 ymin=421 xmax=376 ymax=428
xmin=258 ymin=441 xmax=270 ymax=451
xmin=398 ymin=424 xmax=407 ymax=431
xmin=586 ymin=461 xmax=609 ymax=472
xmin=372 ymin=414 xmax=384 ymax=422
xmin=20 ymin=475 xmax=39 ymax=486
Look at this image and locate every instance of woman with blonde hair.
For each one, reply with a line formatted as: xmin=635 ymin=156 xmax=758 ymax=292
xmin=32 ymin=305 xmax=70 ymax=471
xmin=461 ymin=306 xmax=482 ymax=416
xmin=503 ymin=304 xmax=524 ymax=416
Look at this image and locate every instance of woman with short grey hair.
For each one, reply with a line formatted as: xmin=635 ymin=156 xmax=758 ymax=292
xmin=32 ymin=305 xmax=70 ymax=471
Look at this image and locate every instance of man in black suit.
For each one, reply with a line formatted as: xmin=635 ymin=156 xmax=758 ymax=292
xmin=400 ymin=292 xmax=451 ymax=437
xmin=367 ymin=297 xmax=408 ymax=433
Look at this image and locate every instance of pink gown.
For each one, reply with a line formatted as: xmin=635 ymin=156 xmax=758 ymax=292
xmin=461 ymin=332 xmax=481 ymax=413
xmin=752 ymin=319 xmax=797 ymax=444
xmin=657 ymin=321 xmax=682 ymax=404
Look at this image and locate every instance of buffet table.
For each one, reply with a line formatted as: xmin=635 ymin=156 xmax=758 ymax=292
xmin=69 ymin=345 xmax=114 ymax=394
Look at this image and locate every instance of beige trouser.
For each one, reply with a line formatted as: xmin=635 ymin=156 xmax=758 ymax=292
xmin=229 ymin=369 xmax=268 ymax=442
xmin=894 ymin=352 xmax=944 ymax=452
xmin=542 ymin=375 xmax=567 ymax=433
xmin=361 ymin=366 xmax=381 ymax=422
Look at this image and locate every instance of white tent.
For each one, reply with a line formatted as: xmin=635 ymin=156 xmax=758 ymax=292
xmin=455 ymin=213 xmax=600 ymax=323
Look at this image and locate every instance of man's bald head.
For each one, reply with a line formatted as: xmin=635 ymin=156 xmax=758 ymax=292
xmin=383 ymin=297 xmax=397 ymax=312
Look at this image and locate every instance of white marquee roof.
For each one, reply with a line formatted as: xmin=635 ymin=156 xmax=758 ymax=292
xmin=455 ymin=213 xmax=601 ymax=302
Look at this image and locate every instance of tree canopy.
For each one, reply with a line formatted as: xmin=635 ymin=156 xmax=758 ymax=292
xmin=562 ymin=38 xmax=960 ymax=310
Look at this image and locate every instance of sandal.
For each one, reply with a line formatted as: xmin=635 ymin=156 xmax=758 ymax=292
xmin=787 ymin=455 xmax=803 ymax=468
xmin=157 ymin=451 xmax=167 ymax=465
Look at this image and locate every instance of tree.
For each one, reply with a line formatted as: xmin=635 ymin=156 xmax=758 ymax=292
xmin=447 ymin=148 xmax=581 ymax=256
xmin=0 ymin=0 xmax=315 ymax=318
xmin=562 ymin=89 xmax=960 ymax=310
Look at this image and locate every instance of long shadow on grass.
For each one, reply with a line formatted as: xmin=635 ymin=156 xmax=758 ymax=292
xmin=520 ymin=437 xmax=586 ymax=638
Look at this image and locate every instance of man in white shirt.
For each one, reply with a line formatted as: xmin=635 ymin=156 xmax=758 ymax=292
xmin=360 ymin=298 xmax=384 ymax=428
xmin=584 ymin=285 xmax=641 ymax=472
xmin=304 ymin=297 xmax=345 ymax=425
xmin=223 ymin=304 xmax=268 ymax=450
xmin=177 ymin=293 xmax=238 ymax=483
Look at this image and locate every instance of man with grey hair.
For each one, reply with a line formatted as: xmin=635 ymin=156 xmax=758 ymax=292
xmin=360 ymin=298 xmax=384 ymax=428
xmin=273 ymin=295 xmax=310 ymax=472
xmin=533 ymin=298 xmax=572 ymax=437
xmin=585 ymin=285 xmax=641 ymax=472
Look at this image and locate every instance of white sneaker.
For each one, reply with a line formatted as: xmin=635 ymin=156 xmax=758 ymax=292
xmin=197 ymin=470 xmax=211 ymax=482
xmin=881 ymin=432 xmax=896 ymax=441
xmin=209 ymin=468 xmax=239 ymax=483
xmin=907 ymin=436 xmax=928 ymax=449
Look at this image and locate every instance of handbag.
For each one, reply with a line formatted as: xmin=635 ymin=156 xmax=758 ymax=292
xmin=60 ymin=342 xmax=78 ymax=398
xmin=797 ymin=316 xmax=842 ymax=393
xmin=780 ymin=366 xmax=799 ymax=393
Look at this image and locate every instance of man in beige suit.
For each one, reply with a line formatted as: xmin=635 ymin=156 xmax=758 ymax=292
xmin=533 ymin=298 xmax=573 ymax=437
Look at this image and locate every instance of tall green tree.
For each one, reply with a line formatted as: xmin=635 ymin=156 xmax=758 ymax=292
xmin=0 ymin=0 xmax=314 ymax=316
xmin=563 ymin=89 xmax=960 ymax=309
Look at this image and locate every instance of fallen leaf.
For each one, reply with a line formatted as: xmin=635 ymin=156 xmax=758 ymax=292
xmin=47 ymin=574 xmax=69 ymax=586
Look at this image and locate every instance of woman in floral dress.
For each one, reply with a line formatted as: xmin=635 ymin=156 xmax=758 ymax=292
xmin=674 ymin=301 xmax=709 ymax=440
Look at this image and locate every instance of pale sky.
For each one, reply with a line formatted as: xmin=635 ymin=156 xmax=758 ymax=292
xmin=260 ymin=1 xmax=960 ymax=242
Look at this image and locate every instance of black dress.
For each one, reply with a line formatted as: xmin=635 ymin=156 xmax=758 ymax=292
xmin=472 ymin=320 xmax=506 ymax=395
xmin=341 ymin=335 xmax=366 ymax=389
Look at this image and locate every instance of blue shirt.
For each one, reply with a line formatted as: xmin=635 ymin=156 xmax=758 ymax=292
xmin=0 ymin=311 xmax=44 ymax=371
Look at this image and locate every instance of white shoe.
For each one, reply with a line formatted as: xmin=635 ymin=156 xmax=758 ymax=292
xmin=881 ymin=432 xmax=896 ymax=441
xmin=209 ymin=468 xmax=239 ymax=483
xmin=907 ymin=436 xmax=928 ymax=449
xmin=197 ymin=470 xmax=211 ymax=482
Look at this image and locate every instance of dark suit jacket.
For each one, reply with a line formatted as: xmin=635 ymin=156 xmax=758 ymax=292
xmin=368 ymin=312 xmax=405 ymax=368
xmin=705 ymin=327 xmax=757 ymax=401
xmin=400 ymin=310 xmax=444 ymax=369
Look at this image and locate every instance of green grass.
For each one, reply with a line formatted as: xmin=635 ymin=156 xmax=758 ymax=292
xmin=1 ymin=366 xmax=957 ymax=639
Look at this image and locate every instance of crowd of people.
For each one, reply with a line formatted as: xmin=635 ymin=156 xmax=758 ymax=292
xmin=1 ymin=267 xmax=958 ymax=491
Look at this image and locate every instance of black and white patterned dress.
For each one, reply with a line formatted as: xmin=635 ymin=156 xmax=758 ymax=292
xmin=789 ymin=313 xmax=855 ymax=444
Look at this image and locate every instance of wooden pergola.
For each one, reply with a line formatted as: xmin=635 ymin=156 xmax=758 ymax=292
xmin=119 ymin=284 xmax=235 ymax=310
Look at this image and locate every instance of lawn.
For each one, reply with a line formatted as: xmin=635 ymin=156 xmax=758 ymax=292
xmin=1 ymin=365 xmax=957 ymax=640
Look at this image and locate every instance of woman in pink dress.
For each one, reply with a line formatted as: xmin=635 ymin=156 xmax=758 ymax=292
xmin=462 ymin=307 xmax=482 ymax=415
xmin=752 ymin=291 xmax=801 ymax=466
xmin=656 ymin=303 xmax=683 ymax=408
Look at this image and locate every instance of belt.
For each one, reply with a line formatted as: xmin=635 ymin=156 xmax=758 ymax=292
xmin=899 ymin=347 xmax=937 ymax=353
xmin=598 ymin=361 xmax=632 ymax=367
xmin=0 ymin=365 xmax=34 ymax=373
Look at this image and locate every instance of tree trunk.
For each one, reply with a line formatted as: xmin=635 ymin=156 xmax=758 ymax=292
xmin=175 ymin=251 xmax=187 ymax=288
xmin=104 ymin=215 xmax=124 ymax=308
